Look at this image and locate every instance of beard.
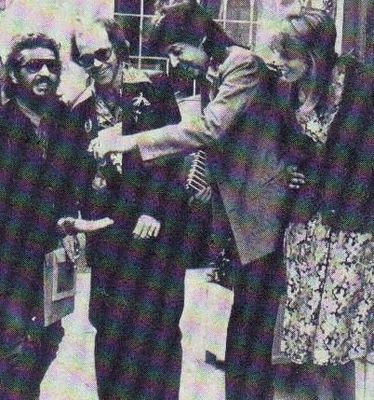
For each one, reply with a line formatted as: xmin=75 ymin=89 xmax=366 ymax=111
xmin=13 ymin=77 xmax=60 ymax=113
xmin=31 ymin=76 xmax=59 ymax=96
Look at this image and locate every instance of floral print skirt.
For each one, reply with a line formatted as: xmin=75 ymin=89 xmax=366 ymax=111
xmin=280 ymin=213 xmax=374 ymax=365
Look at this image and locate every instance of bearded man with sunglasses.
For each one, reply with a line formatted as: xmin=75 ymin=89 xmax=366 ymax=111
xmin=0 ymin=33 xmax=77 ymax=399
xmin=70 ymin=19 xmax=188 ymax=400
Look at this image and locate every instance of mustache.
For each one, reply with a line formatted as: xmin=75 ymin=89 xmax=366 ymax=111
xmin=34 ymin=76 xmax=56 ymax=86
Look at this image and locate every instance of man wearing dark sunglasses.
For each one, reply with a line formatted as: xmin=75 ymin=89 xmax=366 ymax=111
xmin=70 ymin=19 xmax=187 ymax=400
xmin=0 ymin=31 xmax=118 ymax=400
xmin=76 ymin=47 xmax=113 ymax=70
xmin=6 ymin=37 xmax=61 ymax=105
xmin=0 ymin=33 xmax=79 ymax=400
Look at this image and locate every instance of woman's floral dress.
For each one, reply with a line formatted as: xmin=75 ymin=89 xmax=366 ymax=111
xmin=280 ymin=64 xmax=374 ymax=365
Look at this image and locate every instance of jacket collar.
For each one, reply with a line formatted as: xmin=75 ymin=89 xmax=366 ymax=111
xmin=71 ymin=83 xmax=95 ymax=110
xmin=71 ymin=64 xmax=155 ymax=111
xmin=2 ymin=99 xmax=39 ymax=128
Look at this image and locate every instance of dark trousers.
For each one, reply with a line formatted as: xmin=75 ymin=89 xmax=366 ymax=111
xmin=225 ymin=251 xmax=286 ymax=400
xmin=93 ymin=303 xmax=183 ymax=400
xmin=274 ymin=361 xmax=355 ymax=399
xmin=0 ymin=320 xmax=64 ymax=400
xmin=88 ymin=234 xmax=185 ymax=400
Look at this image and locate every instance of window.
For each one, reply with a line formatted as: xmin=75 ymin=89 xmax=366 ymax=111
xmin=115 ymin=0 xmax=262 ymax=96
xmin=115 ymin=0 xmax=167 ymax=71
xmin=116 ymin=0 xmax=374 ymax=95
xmin=203 ymin=0 xmax=259 ymax=49
xmin=114 ymin=0 xmax=260 ymax=73
xmin=340 ymin=0 xmax=373 ymax=62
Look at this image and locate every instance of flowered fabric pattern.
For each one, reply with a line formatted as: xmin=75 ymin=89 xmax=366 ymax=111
xmin=282 ymin=214 xmax=374 ymax=365
xmin=280 ymin=64 xmax=374 ymax=365
xmin=91 ymin=93 xmax=125 ymax=190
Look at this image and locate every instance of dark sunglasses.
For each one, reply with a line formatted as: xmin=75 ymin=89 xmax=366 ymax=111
xmin=20 ymin=59 xmax=61 ymax=74
xmin=77 ymin=48 xmax=113 ymax=68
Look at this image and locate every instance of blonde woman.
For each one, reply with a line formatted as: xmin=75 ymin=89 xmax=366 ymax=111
xmin=271 ymin=9 xmax=374 ymax=399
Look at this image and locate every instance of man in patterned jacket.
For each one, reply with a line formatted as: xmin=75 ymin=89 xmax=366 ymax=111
xmin=71 ymin=19 xmax=188 ymax=400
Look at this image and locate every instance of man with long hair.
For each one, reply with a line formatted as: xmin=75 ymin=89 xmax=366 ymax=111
xmin=89 ymin=2 xmax=302 ymax=398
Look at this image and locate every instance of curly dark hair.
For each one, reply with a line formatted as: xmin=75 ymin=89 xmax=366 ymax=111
xmin=6 ymin=33 xmax=61 ymax=75
xmin=146 ymin=0 xmax=237 ymax=62
xmin=4 ymin=33 xmax=61 ymax=99
xmin=71 ymin=18 xmax=130 ymax=65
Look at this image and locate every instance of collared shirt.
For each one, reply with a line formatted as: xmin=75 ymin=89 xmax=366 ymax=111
xmin=16 ymin=99 xmax=49 ymax=159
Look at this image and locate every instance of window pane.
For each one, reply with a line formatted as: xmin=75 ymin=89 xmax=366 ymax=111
xmin=142 ymin=16 xmax=158 ymax=56
xmin=115 ymin=15 xmax=141 ymax=55
xmin=115 ymin=0 xmax=141 ymax=14
xmin=144 ymin=0 xmax=158 ymax=15
xmin=226 ymin=0 xmax=253 ymax=20
xmin=226 ymin=22 xmax=251 ymax=46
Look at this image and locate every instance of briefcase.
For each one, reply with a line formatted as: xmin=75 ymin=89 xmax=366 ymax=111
xmin=43 ymin=236 xmax=77 ymax=327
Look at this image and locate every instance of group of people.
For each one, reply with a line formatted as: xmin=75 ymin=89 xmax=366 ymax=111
xmin=0 ymin=1 xmax=373 ymax=399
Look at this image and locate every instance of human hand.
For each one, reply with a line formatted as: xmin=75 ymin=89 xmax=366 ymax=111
xmin=189 ymin=186 xmax=212 ymax=206
xmin=88 ymin=127 xmax=120 ymax=159
xmin=287 ymin=166 xmax=305 ymax=189
xmin=57 ymin=217 xmax=114 ymax=234
xmin=133 ymin=214 xmax=161 ymax=239
xmin=88 ymin=124 xmax=136 ymax=159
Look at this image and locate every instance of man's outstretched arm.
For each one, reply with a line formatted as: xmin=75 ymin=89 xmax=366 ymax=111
xmin=89 ymin=52 xmax=263 ymax=162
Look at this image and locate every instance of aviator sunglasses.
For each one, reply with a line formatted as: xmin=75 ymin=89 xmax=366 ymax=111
xmin=20 ymin=59 xmax=61 ymax=74
xmin=77 ymin=48 xmax=113 ymax=69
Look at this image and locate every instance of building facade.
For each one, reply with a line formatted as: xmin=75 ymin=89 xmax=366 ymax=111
xmin=114 ymin=0 xmax=373 ymax=70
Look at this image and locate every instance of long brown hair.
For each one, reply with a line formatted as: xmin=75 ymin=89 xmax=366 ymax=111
xmin=271 ymin=9 xmax=337 ymax=114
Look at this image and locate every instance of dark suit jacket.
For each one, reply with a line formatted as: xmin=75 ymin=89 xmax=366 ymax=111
xmin=136 ymin=46 xmax=292 ymax=265
xmin=71 ymin=67 xmax=188 ymax=297
xmin=0 ymin=99 xmax=78 ymax=354
xmin=71 ymin=67 xmax=183 ymax=229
